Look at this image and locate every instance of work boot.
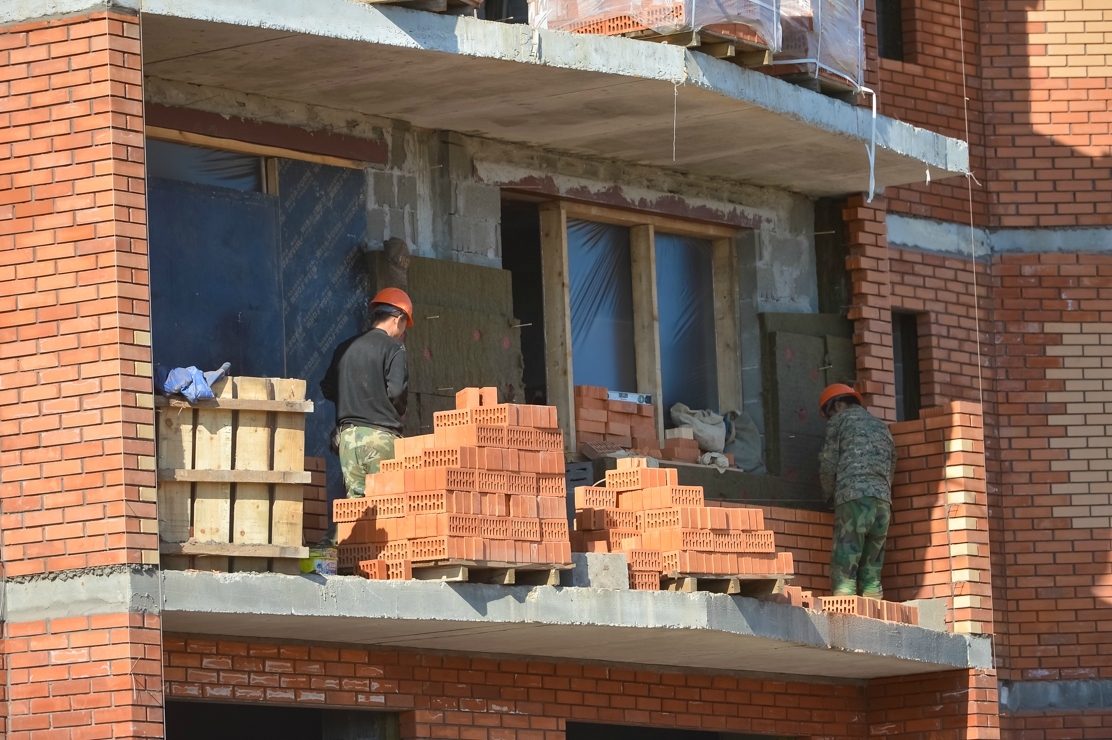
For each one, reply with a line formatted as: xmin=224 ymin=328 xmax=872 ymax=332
xmin=860 ymin=589 xmax=883 ymax=600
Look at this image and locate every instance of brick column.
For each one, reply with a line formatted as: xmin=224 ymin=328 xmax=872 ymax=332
xmin=844 ymin=195 xmax=896 ymax=421
xmin=0 ymin=10 xmax=161 ymax=739
xmin=887 ymin=401 xmax=993 ymax=635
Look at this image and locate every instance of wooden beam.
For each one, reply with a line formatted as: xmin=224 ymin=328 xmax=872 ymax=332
xmin=712 ymin=237 xmax=743 ymax=414
xmin=561 ymin=201 xmax=738 ymax=239
xmin=160 ymin=542 xmax=308 ymax=559
xmin=630 ymin=224 xmax=665 ymax=441
xmin=736 ymin=50 xmax=773 ymax=67
xmin=701 ymin=42 xmax=736 ymax=59
xmin=146 ymin=126 xmax=364 ymax=170
xmin=155 ymin=396 xmax=313 ymax=413
xmin=158 ymin=469 xmax=312 ymax=484
xmin=539 ymin=202 xmax=577 ymax=451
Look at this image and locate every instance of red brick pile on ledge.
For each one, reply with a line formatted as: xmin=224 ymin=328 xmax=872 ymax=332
xmin=767 ymin=586 xmax=920 ymax=625
xmin=574 ymin=385 xmax=712 ymax=463
xmin=335 ymin=387 xmax=573 ymax=578
xmin=571 ymin=457 xmax=794 ymax=590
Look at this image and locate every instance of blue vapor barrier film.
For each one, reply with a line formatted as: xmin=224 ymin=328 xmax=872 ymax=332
xmin=567 ymin=219 xmax=637 ymax=393
xmin=277 ymin=159 xmax=369 ymax=505
xmin=655 ymin=232 xmax=719 ymax=417
xmin=148 ymin=177 xmax=285 ymax=378
xmin=146 ymin=139 xmax=263 ymax=193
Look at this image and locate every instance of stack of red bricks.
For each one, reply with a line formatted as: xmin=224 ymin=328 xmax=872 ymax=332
xmin=571 ymin=458 xmax=794 ymax=590
xmin=817 ymin=595 xmax=919 ymax=625
xmin=574 ymin=385 xmax=661 ymax=457
xmin=660 ymin=428 xmax=702 ymax=463
xmin=302 ymin=457 xmax=329 ymax=545
xmin=335 ymin=387 xmax=573 ymax=579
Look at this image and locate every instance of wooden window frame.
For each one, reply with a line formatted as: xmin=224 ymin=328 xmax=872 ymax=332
xmin=539 ymin=200 xmax=743 ymax=450
xmin=145 ymin=126 xmax=365 ymax=171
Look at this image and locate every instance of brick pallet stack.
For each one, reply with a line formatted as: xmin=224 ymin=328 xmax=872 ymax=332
xmin=574 ymin=385 xmax=660 ymax=456
xmin=335 ymin=387 xmax=573 ymax=578
xmin=571 ymin=458 xmax=794 ymax=590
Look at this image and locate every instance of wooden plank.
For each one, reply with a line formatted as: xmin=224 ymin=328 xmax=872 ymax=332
xmin=712 ymin=237 xmax=743 ymax=414
xmin=160 ymin=541 xmax=308 ymax=559
xmin=156 ymin=405 xmax=193 ymax=545
xmin=146 ymin=126 xmax=364 ymax=170
xmin=561 ymin=201 xmax=738 ymax=239
xmin=193 ymin=376 xmax=234 ymax=570
xmin=156 ymin=396 xmax=313 ymax=413
xmin=159 ymin=469 xmax=312 ymax=484
xmin=630 ymin=224 xmax=664 ymax=441
xmin=232 ymin=377 xmax=272 ymax=572
xmin=271 ymin=379 xmax=306 ymax=548
xmin=701 ymin=42 xmax=736 ymax=59
xmin=412 ymin=564 xmax=469 ymax=582
xmin=515 ymin=569 xmax=561 ymax=587
xmin=736 ymin=50 xmax=773 ymax=67
xmin=539 ymin=202 xmax=576 ymax=451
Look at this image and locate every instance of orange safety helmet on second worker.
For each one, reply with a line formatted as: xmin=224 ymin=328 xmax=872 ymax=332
xmin=819 ymin=383 xmax=864 ymax=419
xmin=370 ymin=287 xmax=414 ymax=328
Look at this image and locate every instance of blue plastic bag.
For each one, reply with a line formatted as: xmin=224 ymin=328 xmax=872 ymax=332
xmin=154 ymin=362 xmax=231 ymax=403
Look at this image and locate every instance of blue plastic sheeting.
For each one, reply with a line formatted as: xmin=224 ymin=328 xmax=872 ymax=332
xmin=146 ymin=139 xmax=263 ymax=192
xmin=656 ymin=233 xmax=719 ymax=415
xmin=277 ymin=159 xmax=368 ymax=501
xmin=148 ymin=177 xmax=284 ymax=377
xmin=567 ymin=219 xmax=637 ymax=393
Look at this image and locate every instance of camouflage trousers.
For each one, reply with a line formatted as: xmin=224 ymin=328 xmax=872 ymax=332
xmin=338 ymin=425 xmax=398 ymax=498
xmin=830 ymin=496 xmax=891 ymax=598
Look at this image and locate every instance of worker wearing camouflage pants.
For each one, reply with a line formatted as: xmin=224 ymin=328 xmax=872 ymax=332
xmin=338 ymin=425 xmax=398 ymax=497
xmin=817 ymin=384 xmax=897 ymax=598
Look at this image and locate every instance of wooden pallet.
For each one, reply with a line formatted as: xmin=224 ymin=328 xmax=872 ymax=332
xmin=412 ymin=559 xmax=574 ymax=586
xmin=619 ymin=27 xmax=773 ymax=66
xmin=661 ymin=572 xmax=788 ymax=596
xmin=156 ymin=376 xmax=312 ymax=574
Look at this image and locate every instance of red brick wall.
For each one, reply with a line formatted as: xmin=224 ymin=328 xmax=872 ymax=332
xmin=845 ymin=195 xmax=896 ymax=421
xmin=0 ymin=11 xmax=156 ymax=577
xmin=303 ymin=456 xmax=328 ymax=546
xmin=1 ymin=11 xmax=163 ymax=740
xmin=1001 ymin=712 xmax=1112 ymax=738
xmin=3 ymin=614 xmax=163 ymax=740
xmin=980 ymin=0 xmax=1112 ymax=228
xmin=871 ymin=669 xmax=1000 ymax=740
xmin=992 ymin=252 xmax=1112 ymax=684
xmin=163 ymin=637 xmax=998 ymax=740
xmin=888 ymin=402 xmax=992 ymax=634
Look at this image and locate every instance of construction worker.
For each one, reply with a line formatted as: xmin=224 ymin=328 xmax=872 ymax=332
xmin=817 ymin=384 xmax=897 ymax=599
xmin=321 ymin=287 xmax=413 ymax=505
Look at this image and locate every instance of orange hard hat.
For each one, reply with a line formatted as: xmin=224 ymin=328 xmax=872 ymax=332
xmin=819 ymin=383 xmax=863 ymax=418
xmin=370 ymin=287 xmax=414 ymax=327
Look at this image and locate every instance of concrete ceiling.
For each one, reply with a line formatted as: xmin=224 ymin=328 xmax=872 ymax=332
xmin=161 ymin=572 xmax=990 ymax=681
xmin=135 ymin=0 xmax=968 ymax=197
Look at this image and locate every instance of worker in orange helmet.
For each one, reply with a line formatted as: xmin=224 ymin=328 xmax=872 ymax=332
xmin=817 ymin=383 xmax=896 ymax=599
xmin=319 ymin=288 xmax=413 ymax=544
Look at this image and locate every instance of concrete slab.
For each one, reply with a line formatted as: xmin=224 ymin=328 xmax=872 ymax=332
xmin=112 ymin=0 xmax=968 ymax=197
xmin=561 ymin=552 xmax=630 ymax=589
xmin=161 ymin=571 xmax=991 ymax=680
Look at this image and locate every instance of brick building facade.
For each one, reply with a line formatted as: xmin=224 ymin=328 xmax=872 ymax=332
xmin=2 ymin=0 xmax=1109 ymax=737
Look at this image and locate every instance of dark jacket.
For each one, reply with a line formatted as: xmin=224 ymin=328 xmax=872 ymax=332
xmin=320 ymin=328 xmax=407 ymax=436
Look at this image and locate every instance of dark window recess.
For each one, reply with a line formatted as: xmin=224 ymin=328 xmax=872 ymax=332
xmin=501 ymin=200 xmax=548 ymax=404
xmin=814 ymin=197 xmax=850 ymax=316
xmin=876 ymin=0 xmax=905 ymax=61
xmin=166 ymin=700 xmax=399 ymax=740
xmin=483 ymin=0 xmax=529 ymax=22
xmin=147 ymin=139 xmax=264 ymax=192
xmin=567 ymin=722 xmax=791 ymax=740
xmin=892 ymin=311 xmax=922 ymax=422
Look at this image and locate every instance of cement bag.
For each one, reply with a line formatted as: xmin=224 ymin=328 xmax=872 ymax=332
xmin=670 ymin=403 xmax=726 ymax=453
xmin=723 ymin=410 xmax=766 ymax=474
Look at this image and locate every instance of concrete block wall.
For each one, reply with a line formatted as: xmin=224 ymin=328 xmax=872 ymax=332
xmin=0 ymin=10 xmax=164 ymax=739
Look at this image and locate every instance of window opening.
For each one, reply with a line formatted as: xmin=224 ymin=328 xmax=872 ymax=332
xmin=146 ymin=138 xmax=264 ymax=192
xmin=876 ymin=0 xmax=905 ymax=61
xmin=502 ymin=200 xmax=548 ymax=403
xmin=655 ymin=233 xmax=718 ymax=416
xmin=567 ymin=219 xmax=637 ymax=392
xmin=892 ymin=311 xmax=922 ymax=421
